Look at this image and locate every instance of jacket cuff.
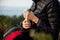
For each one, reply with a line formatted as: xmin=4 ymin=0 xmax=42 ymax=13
xmin=36 ymin=19 xmax=41 ymax=27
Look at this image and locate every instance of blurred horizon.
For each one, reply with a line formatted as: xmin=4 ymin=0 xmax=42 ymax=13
xmin=0 ymin=0 xmax=33 ymax=16
xmin=0 ymin=6 xmax=29 ymax=17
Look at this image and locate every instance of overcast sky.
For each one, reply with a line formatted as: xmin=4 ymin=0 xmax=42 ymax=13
xmin=0 ymin=0 xmax=60 ymax=16
xmin=0 ymin=0 xmax=60 ymax=8
xmin=0 ymin=0 xmax=33 ymax=16
xmin=0 ymin=0 xmax=33 ymax=8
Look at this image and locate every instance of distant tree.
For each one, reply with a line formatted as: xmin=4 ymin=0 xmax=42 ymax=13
xmin=11 ymin=15 xmax=18 ymax=25
xmin=17 ymin=15 xmax=24 ymax=22
xmin=0 ymin=23 xmax=4 ymax=40
xmin=0 ymin=15 xmax=11 ymax=31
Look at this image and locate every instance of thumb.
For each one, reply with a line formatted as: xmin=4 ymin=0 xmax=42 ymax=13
xmin=25 ymin=18 xmax=28 ymax=21
xmin=24 ymin=9 xmax=29 ymax=19
xmin=25 ymin=11 xmax=29 ymax=21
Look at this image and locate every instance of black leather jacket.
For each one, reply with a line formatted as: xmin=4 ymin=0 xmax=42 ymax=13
xmin=29 ymin=0 xmax=60 ymax=40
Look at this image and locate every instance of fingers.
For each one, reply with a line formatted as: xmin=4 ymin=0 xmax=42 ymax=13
xmin=23 ymin=20 xmax=30 ymax=27
xmin=23 ymin=19 xmax=31 ymax=29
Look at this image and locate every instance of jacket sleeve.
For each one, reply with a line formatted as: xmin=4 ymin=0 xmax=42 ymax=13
xmin=29 ymin=2 xmax=44 ymax=31
xmin=37 ymin=1 xmax=59 ymax=33
xmin=29 ymin=2 xmax=50 ymax=32
xmin=46 ymin=1 xmax=59 ymax=33
xmin=29 ymin=1 xmax=59 ymax=33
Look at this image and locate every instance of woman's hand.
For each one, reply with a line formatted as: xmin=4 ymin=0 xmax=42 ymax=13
xmin=22 ymin=19 xmax=31 ymax=29
xmin=23 ymin=10 xmax=39 ymax=24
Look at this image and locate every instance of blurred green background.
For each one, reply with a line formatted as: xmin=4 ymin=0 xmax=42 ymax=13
xmin=0 ymin=15 xmax=60 ymax=40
